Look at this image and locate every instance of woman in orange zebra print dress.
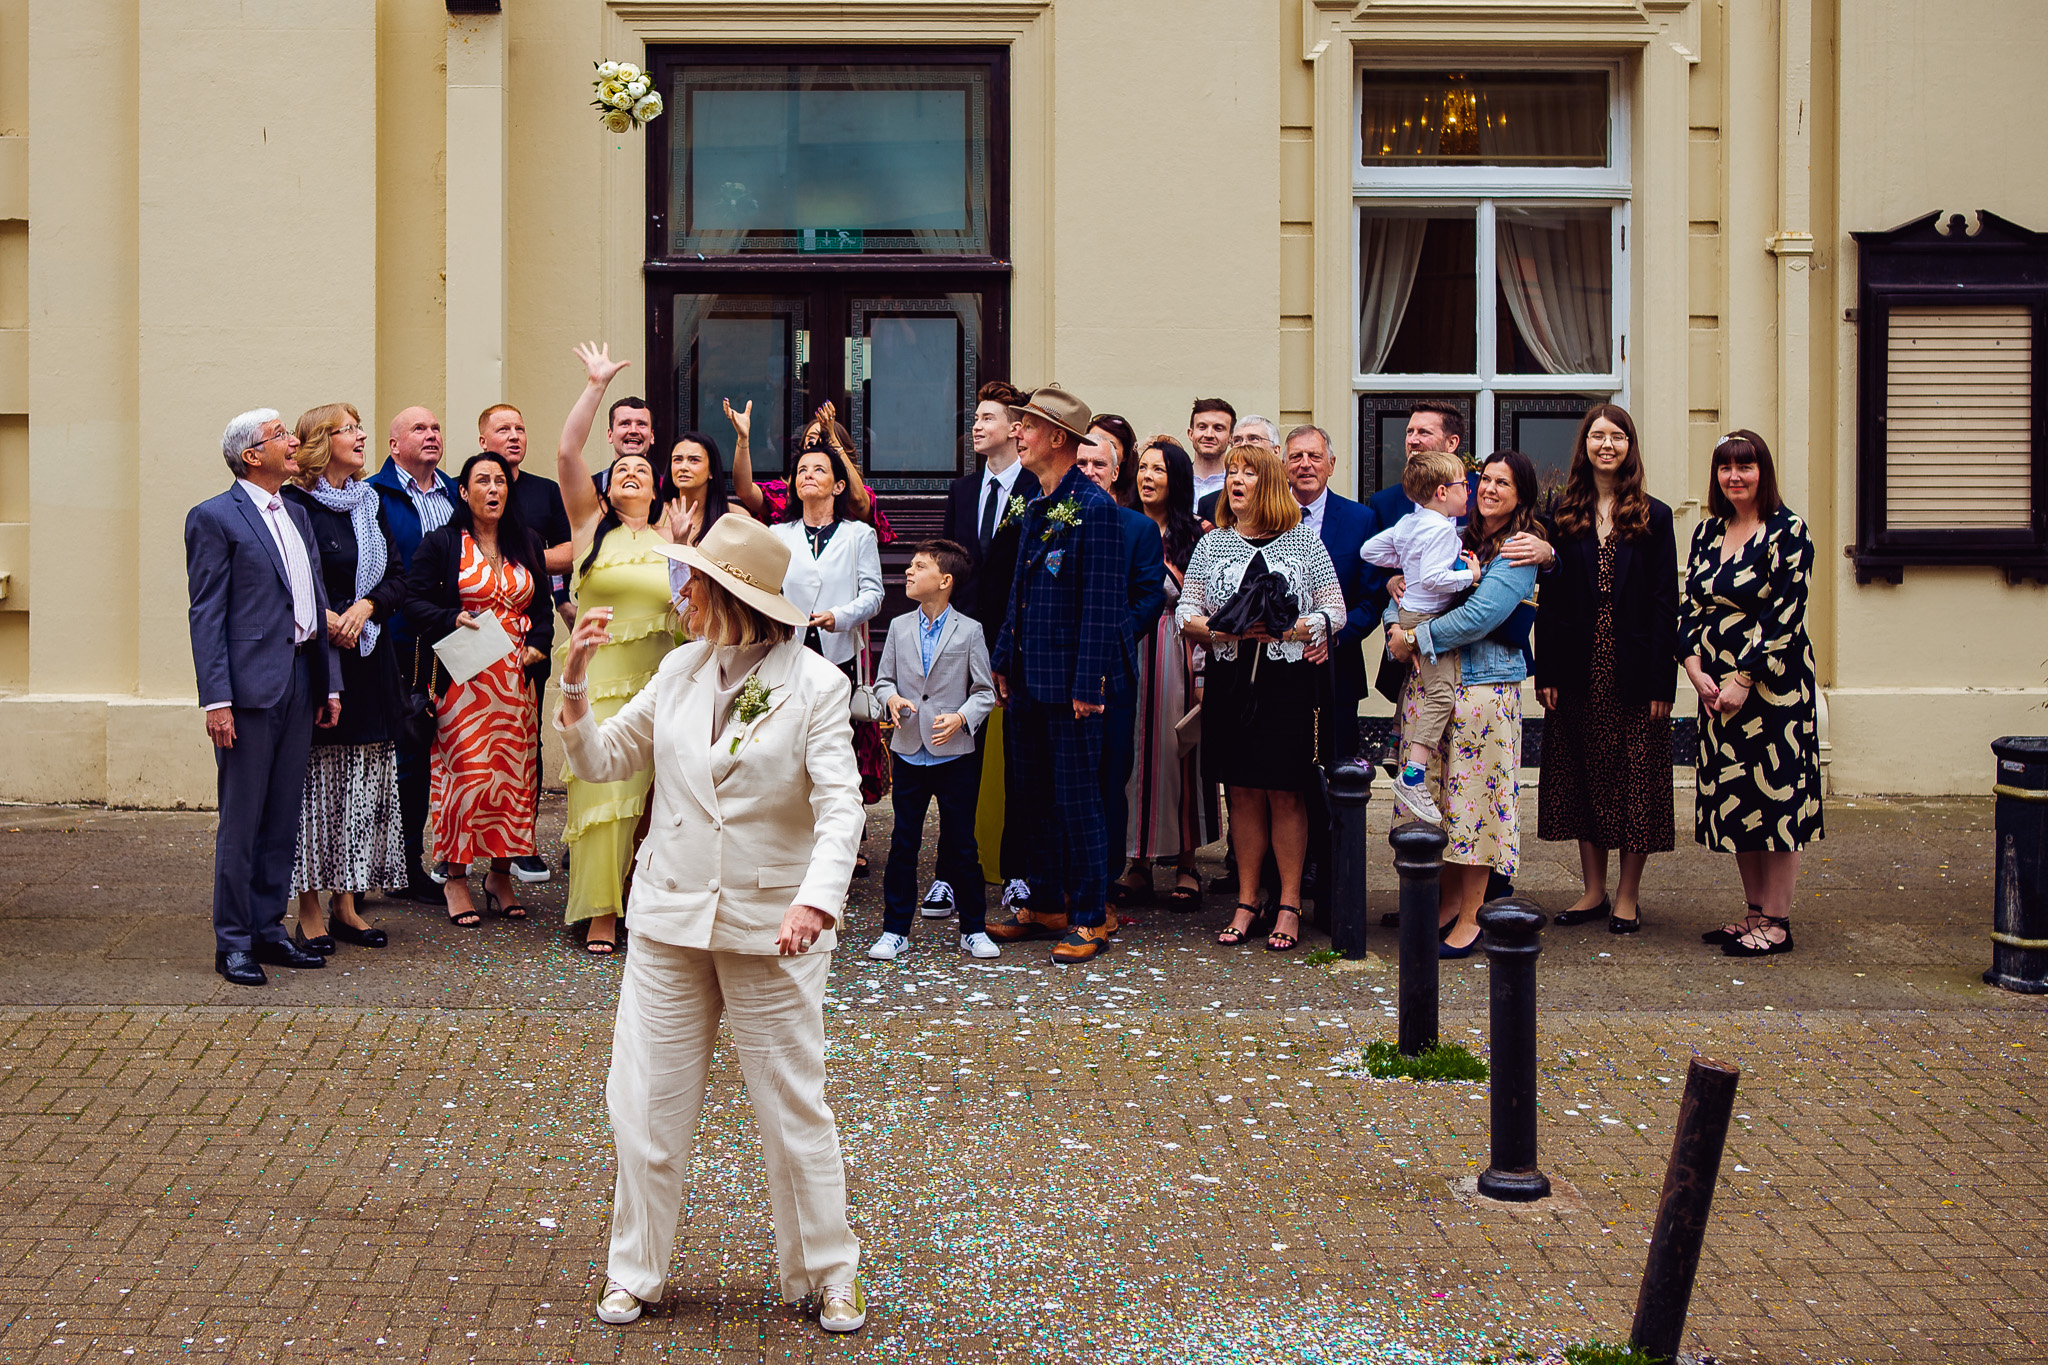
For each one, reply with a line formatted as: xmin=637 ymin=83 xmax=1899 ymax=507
xmin=403 ymin=452 xmax=555 ymax=927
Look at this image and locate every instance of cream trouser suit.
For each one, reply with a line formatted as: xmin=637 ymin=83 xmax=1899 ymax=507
xmin=560 ymin=635 xmax=866 ymax=1303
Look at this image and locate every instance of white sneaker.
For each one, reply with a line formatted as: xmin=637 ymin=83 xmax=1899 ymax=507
xmin=1001 ymin=879 xmax=1031 ymax=910
xmin=595 ymin=1279 xmax=644 ymax=1325
xmin=819 ymin=1279 xmax=867 ymax=1332
xmin=960 ymin=931 xmax=1001 ymax=959
xmin=920 ymin=880 xmax=956 ymax=918
xmin=1392 ymin=767 xmax=1445 ymax=825
xmin=866 ymin=932 xmax=913 ymax=961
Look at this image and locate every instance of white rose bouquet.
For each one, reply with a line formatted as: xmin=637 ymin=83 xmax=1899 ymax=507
xmin=592 ymin=60 xmax=663 ymax=133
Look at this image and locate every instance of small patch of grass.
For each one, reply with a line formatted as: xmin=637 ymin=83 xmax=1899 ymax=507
xmin=1362 ymin=1039 xmax=1489 ymax=1082
xmin=1565 ymin=1343 xmax=1667 ymax=1365
xmin=1302 ymin=948 xmax=1341 ymax=966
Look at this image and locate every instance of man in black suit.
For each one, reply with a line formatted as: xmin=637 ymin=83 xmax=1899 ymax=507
xmin=185 ymin=410 xmax=341 ymax=986
xmin=937 ymin=381 xmax=1043 ymax=916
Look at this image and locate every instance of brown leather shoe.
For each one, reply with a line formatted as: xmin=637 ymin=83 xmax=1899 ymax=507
xmin=987 ymin=905 xmax=1069 ymax=942
xmin=1050 ymin=923 xmax=1112 ymax=963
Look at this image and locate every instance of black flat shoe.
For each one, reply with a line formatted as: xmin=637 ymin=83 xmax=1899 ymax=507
xmin=1702 ymin=904 xmax=1763 ymax=944
xmin=1553 ymin=897 xmax=1612 ymax=927
xmin=215 ymin=950 xmax=266 ymax=986
xmin=1166 ymin=881 xmax=1202 ymax=911
xmin=292 ymin=925 xmax=337 ymax=957
xmin=330 ymin=919 xmax=388 ymax=949
xmin=253 ymin=938 xmax=327 ymax=970
xmin=1608 ymin=908 xmax=1642 ymax=935
xmin=1722 ymin=917 xmax=1793 ymax=957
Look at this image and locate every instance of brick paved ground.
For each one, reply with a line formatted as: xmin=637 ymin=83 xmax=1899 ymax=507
xmin=0 ymin=791 xmax=2041 ymax=1364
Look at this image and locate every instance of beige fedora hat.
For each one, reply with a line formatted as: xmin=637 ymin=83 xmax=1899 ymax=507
xmin=1008 ymin=384 xmax=1100 ymax=445
xmin=654 ymin=515 xmax=808 ymax=627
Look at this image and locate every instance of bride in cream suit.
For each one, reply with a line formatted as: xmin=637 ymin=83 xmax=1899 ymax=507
xmin=554 ymin=515 xmax=869 ymax=1334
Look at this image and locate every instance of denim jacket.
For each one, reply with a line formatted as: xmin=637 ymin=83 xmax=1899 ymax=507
xmin=1382 ymin=557 xmax=1536 ymax=687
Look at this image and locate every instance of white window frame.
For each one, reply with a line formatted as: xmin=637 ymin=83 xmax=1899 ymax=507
xmin=1353 ymin=58 xmax=1632 ymax=464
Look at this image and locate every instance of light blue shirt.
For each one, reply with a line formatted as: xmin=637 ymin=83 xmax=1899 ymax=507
xmin=900 ymin=605 xmax=955 ymax=767
xmin=395 ymin=464 xmax=453 ymax=538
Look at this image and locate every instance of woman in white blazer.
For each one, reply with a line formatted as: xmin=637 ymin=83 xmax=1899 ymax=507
xmin=555 ymin=515 xmax=870 ymax=1335
xmin=769 ymin=442 xmax=883 ymax=668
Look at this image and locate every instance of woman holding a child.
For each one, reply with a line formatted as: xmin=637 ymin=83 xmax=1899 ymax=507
xmin=1384 ymin=450 xmax=1549 ymax=956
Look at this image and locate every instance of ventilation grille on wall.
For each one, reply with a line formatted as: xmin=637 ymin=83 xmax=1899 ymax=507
xmin=1885 ymin=304 xmax=2032 ymax=529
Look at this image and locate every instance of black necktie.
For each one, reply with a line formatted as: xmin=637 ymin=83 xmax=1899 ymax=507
xmin=978 ymin=477 xmax=1001 ymax=553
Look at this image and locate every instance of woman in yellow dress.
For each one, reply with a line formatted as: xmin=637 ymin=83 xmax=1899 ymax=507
xmin=553 ymin=341 xmax=683 ymax=953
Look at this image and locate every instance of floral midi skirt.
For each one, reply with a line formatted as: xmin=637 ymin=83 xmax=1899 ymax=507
xmin=1399 ymin=675 xmax=1523 ymax=875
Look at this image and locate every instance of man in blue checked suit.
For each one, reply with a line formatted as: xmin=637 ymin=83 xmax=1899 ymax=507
xmin=989 ymin=386 xmax=1126 ymax=965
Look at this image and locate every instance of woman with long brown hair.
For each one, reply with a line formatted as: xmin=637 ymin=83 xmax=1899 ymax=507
xmin=1534 ymin=403 xmax=1679 ymax=936
xmin=1384 ymin=451 xmax=1547 ymax=955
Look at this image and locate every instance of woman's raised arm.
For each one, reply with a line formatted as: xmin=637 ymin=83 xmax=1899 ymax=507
xmin=557 ymin=342 xmax=628 ymax=538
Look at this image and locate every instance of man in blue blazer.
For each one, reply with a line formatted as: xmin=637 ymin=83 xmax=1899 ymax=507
xmin=988 ymin=386 xmax=1126 ymax=964
xmin=1076 ymin=439 xmax=1167 ymax=902
xmin=186 ymin=410 xmax=342 ymax=986
xmin=366 ymin=406 xmax=459 ymax=901
xmin=1283 ymin=425 xmax=1375 ymax=759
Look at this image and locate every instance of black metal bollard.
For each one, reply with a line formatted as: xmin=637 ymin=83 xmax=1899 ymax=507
xmin=1986 ymin=736 xmax=2048 ymax=993
xmin=1476 ymin=897 xmax=1550 ymax=1202
xmin=1327 ymin=760 xmax=1374 ymax=959
xmin=1630 ymin=1057 xmax=1742 ymax=1362
xmin=1388 ymin=821 xmax=1446 ymax=1056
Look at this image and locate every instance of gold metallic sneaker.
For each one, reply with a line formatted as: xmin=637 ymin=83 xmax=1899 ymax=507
xmin=819 ymin=1279 xmax=867 ymax=1332
xmin=595 ymin=1279 xmax=644 ymax=1325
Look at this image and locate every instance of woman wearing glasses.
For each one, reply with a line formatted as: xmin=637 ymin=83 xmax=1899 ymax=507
xmin=1534 ymin=404 xmax=1680 ymax=936
xmin=281 ymin=403 xmax=406 ymax=954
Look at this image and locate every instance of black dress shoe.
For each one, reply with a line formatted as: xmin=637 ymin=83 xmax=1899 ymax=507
xmin=292 ymin=925 xmax=337 ymax=957
xmin=253 ymin=938 xmax=328 ymax=970
xmin=398 ymin=879 xmax=446 ymax=905
xmin=330 ymin=919 xmax=389 ymax=949
xmin=215 ymin=951 xmax=267 ymax=986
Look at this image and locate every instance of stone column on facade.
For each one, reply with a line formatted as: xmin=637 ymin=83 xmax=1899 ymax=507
xmin=446 ymin=11 xmax=508 ymax=442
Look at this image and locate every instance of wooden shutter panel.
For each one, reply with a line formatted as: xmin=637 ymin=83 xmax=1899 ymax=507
xmin=1884 ymin=305 xmax=2033 ymax=529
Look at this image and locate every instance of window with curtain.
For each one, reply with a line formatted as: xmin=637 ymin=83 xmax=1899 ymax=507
xmin=1354 ymin=64 xmax=1626 ymax=485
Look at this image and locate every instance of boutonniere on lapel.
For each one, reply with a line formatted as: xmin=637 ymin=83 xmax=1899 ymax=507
xmin=730 ymin=675 xmax=773 ymax=754
xmin=1040 ymin=497 xmax=1082 ymax=542
xmin=998 ymin=493 xmax=1027 ymax=532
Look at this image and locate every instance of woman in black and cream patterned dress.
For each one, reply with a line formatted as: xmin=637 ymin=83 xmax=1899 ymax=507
xmin=283 ymin=404 xmax=407 ymax=954
xmin=1679 ymin=430 xmax=1822 ymax=959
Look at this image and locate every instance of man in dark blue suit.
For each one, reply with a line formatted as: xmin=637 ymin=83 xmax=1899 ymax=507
xmin=1076 ymin=437 xmax=1166 ymax=903
xmin=186 ymin=410 xmax=342 ymax=986
xmin=988 ymin=386 xmax=1126 ymax=965
xmin=1359 ymin=401 xmax=1473 ymax=618
xmin=1283 ymin=424 xmax=1375 ymax=760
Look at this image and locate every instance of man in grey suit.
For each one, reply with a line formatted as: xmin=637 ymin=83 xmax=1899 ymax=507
xmin=185 ymin=409 xmax=341 ymax=986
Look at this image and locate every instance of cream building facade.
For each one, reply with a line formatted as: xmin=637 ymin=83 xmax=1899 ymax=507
xmin=0 ymin=0 xmax=2041 ymax=806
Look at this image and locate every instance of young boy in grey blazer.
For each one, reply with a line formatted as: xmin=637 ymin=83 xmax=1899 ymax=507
xmin=868 ymin=540 xmax=999 ymax=960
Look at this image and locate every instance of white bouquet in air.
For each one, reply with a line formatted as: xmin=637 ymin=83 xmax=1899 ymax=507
xmin=592 ymin=60 xmax=663 ymax=133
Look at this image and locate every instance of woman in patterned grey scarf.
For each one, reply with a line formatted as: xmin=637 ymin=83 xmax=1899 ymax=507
xmin=282 ymin=403 xmax=410 ymax=954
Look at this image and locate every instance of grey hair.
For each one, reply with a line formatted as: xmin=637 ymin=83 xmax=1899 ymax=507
xmin=1233 ymin=414 xmax=1281 ymax=447
xmin=1285 ymin=423 xmax=1334 ymax=455
xmin=221 ymin=408 xmax=281 ymax=478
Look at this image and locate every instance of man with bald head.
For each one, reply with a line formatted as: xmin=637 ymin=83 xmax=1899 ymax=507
xmin=369 ymin=405 xmax=461 ymax=902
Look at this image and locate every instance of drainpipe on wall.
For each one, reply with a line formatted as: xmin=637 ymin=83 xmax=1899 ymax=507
xmin=446 ymin=6 xmax=508 ymax=432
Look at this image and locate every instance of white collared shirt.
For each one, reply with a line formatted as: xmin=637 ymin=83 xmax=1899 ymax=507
xmin=237 ymin=479 xmax=318 ymax=644
xmin=1297 ymin=486 xmax=1331 ymax=536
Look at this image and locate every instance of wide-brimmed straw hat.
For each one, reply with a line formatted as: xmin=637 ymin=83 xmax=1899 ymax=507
xmin=654 ymin=515 xmax=807 ymax=627
xmin=1008 ymin=385 xmax=1100 ymax=445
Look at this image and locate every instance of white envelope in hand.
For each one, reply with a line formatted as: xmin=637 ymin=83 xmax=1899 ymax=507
xmin=433 ymin=612 xmax=516 ymax=685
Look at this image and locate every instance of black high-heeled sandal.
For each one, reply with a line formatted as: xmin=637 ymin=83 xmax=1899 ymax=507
xmin=1166 ymin=877 xmax=1202 ymax=911
xmin=1216 ymin=904 xmax=1267 ymax=946
xmin=1722 ymin=916 xmax=1792 ymax=957
xmin=1265 ymin=907 xmax=1302 ymax=953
